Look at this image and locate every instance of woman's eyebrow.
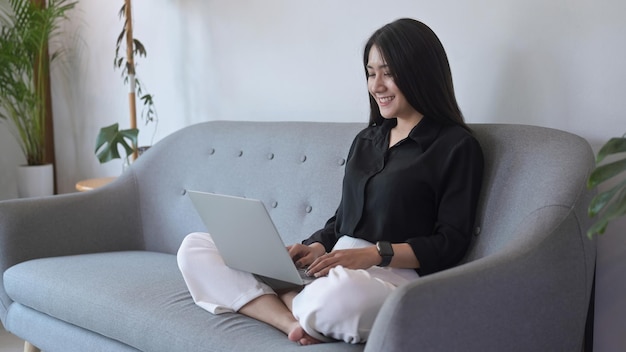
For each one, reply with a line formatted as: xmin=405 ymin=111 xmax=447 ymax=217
xmin=366 ymin=64 xmax=390 ymax=69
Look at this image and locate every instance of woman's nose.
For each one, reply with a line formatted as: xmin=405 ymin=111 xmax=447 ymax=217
xmin=370 ymin=75 xmax=385 ymax=92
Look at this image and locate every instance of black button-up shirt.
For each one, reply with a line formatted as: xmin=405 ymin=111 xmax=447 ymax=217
xmin=303 ymin=117 xmax=484 ymax=276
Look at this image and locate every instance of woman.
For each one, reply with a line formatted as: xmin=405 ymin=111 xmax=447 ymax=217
xmin=177 ymin=18 xmax=483 ymax=345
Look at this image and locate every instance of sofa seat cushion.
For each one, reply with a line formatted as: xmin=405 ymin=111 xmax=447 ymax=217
xmin=4 ymin=251 xmax=362 ymax=352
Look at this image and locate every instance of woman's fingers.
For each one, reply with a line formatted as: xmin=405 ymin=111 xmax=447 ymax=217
xmin=306 ymin=247 xmax=379 ymax=277
xmin=288 ymin=243 xmax=324 ymax=268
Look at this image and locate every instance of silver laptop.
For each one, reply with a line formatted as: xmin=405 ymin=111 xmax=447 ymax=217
xmin=187 ymin=190 xmax=315 ymax=288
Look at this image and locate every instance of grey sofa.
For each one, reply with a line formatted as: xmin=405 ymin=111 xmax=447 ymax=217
xmin=0 ymin=120 xmax=595 ymax=352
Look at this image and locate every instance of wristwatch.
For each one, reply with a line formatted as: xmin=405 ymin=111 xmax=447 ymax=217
xmin=376 ymin=241 xmax=394 ymax=267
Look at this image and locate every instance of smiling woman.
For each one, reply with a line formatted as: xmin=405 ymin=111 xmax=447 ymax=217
xmin=366 ymin=47 xmax=424 ymax=141
xmin=177 ymin=18 xmax=484 ymax=346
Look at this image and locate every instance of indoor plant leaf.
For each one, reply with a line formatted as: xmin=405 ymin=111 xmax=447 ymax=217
xmin=587 ymin=158 xmax=626 ymax=188
xmin=587 ymin=136 xmax=626 ymax=237
xmin=587 ymin=186 xmax=626 ymax=237
xmin=94 ymin=123 xmax=139 ymax=163
xmin=588 ymin=178 xmax=626 ymax=217
xmin=0 ymin=0 xmax=77 ymax=165
xmin=596 ymin=136 xmax=626 ymax=163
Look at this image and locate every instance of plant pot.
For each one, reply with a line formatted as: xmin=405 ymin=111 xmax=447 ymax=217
xmin=17 ymin=164 xmax=54 ymax=198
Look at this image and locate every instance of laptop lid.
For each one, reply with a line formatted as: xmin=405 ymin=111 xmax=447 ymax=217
xmin=187 ymin=190 xmax=309 ymax=287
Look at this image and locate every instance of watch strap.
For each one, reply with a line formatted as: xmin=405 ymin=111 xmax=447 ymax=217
xmin=376 ymin=241 xmax=394 ymax=267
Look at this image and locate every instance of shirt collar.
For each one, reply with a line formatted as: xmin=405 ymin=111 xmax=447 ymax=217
xmin=363 ymin=117 xmax=443 ymax=152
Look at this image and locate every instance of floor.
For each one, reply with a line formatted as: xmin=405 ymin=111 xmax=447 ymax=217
xmin=0 ymin=326 xmax=24 ymax=352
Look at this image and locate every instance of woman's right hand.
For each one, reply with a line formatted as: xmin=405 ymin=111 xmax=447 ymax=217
xmin=287 ymin=242 xmax=326 ymax=268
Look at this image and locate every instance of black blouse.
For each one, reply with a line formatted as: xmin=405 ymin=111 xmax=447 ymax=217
xmin=302 ymin=117 xmax=484 ymax=276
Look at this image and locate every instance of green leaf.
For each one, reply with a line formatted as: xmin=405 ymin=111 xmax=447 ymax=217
xmin=596 ymin=137 xmax=626 ymax=163
xmin=94 ymin=123 xmax=139 ymax=163
xmin=588 ymin=185 xmax=626 ymax=238
xmin=133 ymin=38 xmax=147 ymax=57
xmin=118 ymin=4 xmax=125 ymax=19
xmin=587 ymin=218 xmax=609 ymax=238
xmin=588 ymin=178 xmax=626 ymax=217
xmin=116 ymin=28 xmax=125 ymax=47
xmin=587 ymin=157 xmax=626 ymax=188
xmin=0 ymin=0 xmax=77 ymax=165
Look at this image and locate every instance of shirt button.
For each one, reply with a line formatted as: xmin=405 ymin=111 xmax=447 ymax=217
xmin=208 ymin=148 xmax=215 ymax=155
xmin=267 ymin=153 xmax=274 ymax=160
xmin=271 ymin=201 xmax=278 ymax=208
xmin=338 ymin=158 xmax=346 ymax=166
xmin=238 ymin=150 xmax=244 ymax=157
xmin=305 ymin=206 xmax=312 ymax=213
xmin=300 ymin=155 xmax=307 ymax=163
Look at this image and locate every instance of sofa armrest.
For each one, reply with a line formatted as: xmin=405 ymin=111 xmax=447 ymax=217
xmin=0 ymin=174 xmax=146 ymax=322
xmin=0 ymin=173 xmax=144 ymax=321
xmin=0 ymin=176 xmax=145 ymax=268
xmin=366 ymin=206 xmax=595 ymax=352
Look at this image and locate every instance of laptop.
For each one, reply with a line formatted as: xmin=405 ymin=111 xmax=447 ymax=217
xmin=187 ymin=190 xmax=316 ymax=289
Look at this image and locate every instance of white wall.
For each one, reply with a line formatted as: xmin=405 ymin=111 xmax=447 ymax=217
xmin=0 ymin=0 xmax=625 ymax=349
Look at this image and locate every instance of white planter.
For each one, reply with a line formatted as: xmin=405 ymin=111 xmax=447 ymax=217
xmin=17 ymin=164 xmax=54 ymax=198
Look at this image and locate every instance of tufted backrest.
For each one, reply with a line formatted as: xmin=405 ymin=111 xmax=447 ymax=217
xmin=127 ymin=121 xmax=364 ymax=253
xmin=125 ymin=121 xmax=595 ymax=267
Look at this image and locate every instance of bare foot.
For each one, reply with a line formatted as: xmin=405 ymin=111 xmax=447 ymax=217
xmin=287 ymin=323 xmax=323 ymax=345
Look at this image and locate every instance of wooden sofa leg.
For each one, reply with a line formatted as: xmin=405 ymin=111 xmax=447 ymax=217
xmin=24 ymin=341 xmax=41 ymax=352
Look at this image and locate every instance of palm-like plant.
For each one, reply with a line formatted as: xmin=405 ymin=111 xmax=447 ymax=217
xmin=587 ymin=135 xmax=626 ymax=237
xmin=0 ymin=0 xmax=77 ymax=165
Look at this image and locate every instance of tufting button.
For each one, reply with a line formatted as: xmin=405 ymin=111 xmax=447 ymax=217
xmin=300 ymin=155 xmax=307 ymax=163
xmin=267 ymin=153 xmax=274 ymax=160
xmin=238 ymin=150 xmax=244 ymax=157
xmin=208 ymin=148 xmax=215 ymax=155
xmin=305 ymin=205 xmax=312 ymax=213
xmin=271 ymin=201 xmax=278 ymax=208
xmin=338 ymin=158 xmax=346 ymax=166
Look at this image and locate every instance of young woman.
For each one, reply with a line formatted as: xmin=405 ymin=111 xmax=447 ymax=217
xmin=177 ymin=18 xmax=484 ymax=346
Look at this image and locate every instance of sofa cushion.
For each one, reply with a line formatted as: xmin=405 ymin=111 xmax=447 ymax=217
xmin=4 ymin=251 xmax=363 ymax=352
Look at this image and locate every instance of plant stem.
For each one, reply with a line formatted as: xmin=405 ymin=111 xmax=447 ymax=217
xmin=124 ymin=0 xmax=138 ymax=160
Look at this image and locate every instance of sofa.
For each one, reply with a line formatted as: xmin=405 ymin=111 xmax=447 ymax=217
xmin=0 ymin=120 xmax=596 ymax=352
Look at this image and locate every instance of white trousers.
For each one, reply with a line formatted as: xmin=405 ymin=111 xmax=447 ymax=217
xmin=177 ymin=232 xmax=418 ymax=343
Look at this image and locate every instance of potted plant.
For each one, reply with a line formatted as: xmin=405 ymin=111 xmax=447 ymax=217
xmin=95 ymin=0 xmax=157 ymax=169
xmin=587 ymin=134 xmax=626 ymax=237
xmin=0 ymin=0 xmax=77 ymax=197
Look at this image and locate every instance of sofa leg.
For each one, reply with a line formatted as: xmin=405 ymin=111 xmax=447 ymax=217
xmin=24 ymin=341 xmax=41 ymax=352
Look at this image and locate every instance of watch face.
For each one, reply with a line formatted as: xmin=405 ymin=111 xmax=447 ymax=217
xmin=377 ymin=241 xmax=393 ymax=267
xmin=377 ymin=241 xmax=393 ymax=256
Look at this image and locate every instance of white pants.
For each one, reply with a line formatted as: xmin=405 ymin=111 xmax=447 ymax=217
xmin=177 ymin=232 xmax=418 ymax=343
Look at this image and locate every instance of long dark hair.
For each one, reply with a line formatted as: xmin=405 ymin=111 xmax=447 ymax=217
xmin=364 ymin=18 xmax=469 ymax=130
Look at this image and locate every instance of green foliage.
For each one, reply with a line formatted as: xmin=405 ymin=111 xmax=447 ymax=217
xmin=587 ymin=135 xmax=626 ymax=237
xmin=0 ymin=0 xmax=77 ymax=165
xmin=94 ymin=123 xmax=138 ymax=163
xmin=96 ymin=1 xmax=158 ymax=165
xmin=113 ymin=1 xmax=157 ymax=127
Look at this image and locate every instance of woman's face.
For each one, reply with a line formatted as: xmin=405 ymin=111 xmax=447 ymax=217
xmin=367 ymin=46 xmax=421 ymax=122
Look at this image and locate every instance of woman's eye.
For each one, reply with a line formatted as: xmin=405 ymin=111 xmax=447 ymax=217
xmin=384 ymin=72 xmax=393 ymax=77
xmin=367 ymin=72 xmax=375 ymax=78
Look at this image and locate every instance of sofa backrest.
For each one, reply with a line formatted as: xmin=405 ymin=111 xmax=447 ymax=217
xmin=127 ymin=121 xmax=595 ymax=267
xmin=464 ymin=124 xmax=595 ymax=263
xmin=129 ymin=121 xmax=364 ymax=253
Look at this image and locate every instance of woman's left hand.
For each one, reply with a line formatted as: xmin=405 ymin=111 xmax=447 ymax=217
xmin=305 ymin=246 xmax=380 ymax=277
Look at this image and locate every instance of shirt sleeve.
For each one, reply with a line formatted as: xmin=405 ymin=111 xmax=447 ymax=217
xmin=301 ymin=131 xmax=364 ymax=252
xmin=301 ymin=212 xmax=338 ymax=253
xmin=408 ymin=135 xmax=484 ymax=276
